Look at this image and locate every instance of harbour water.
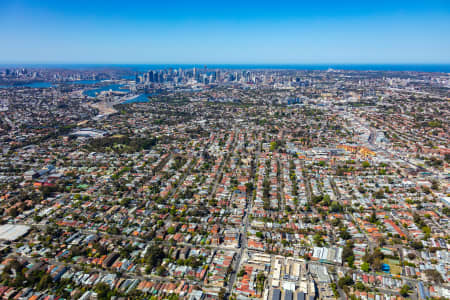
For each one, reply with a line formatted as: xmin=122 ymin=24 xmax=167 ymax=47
xmin=122 ymin=94 xmax=152 ymax=104
xmin=83 ymin=84 xmax=130 ymax=97
xmin=0 ymin=82 xmax=54 ymax=88
xmin=0 ymin=80 xmax=101 ymax=89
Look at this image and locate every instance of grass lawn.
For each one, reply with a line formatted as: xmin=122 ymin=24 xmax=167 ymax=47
xmin=383 ymin=258 xmax=402 ymax=275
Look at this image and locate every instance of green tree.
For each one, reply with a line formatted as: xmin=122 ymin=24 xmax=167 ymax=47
xmin=400 ymin=284 xmax=411 ymax=297
xmin=339 ymin=228 xmax=351 ymax=240
xmin=167 ymin=226 xmax=176 ymax=234
xmin=361 ymin=262 xmax=370 ymax=272
xmin=338 ymin=276 xmax=354 ymax=288
xmin=313 ymin=233 xmax=324 ymax=246
xmin=94 ymin=282 xmax=114 ymax=300
xmin=355 ymin=281 xmax=366 ymax=291
xmin=218 ymin=288 xmax=227 ymax=300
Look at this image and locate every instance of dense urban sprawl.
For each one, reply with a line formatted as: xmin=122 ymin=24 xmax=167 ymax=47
xmin=0 ymin=66 xmax=449 ymax=300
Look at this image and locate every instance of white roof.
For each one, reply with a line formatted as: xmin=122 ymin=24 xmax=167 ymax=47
xmin=0 ymin=224 xmax=30 ymax=241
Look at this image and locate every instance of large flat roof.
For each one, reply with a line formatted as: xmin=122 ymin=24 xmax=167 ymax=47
xmin=0 ymin=225 xmax=30 ymax=241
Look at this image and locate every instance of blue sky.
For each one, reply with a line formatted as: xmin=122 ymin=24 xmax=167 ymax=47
xmin=1 ymin=0 xmax=449 ymax=64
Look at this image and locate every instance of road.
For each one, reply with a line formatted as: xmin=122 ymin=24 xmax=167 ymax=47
xmin=226 ymin=138 xmax=258 ymax=297
xmin=208 ymin=127 xmax=238 ymax=201
xmin=166 ymin=155 xmax=197 ymax=200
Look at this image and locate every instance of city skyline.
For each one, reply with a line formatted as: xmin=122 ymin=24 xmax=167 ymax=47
xmin=1 ymin=0 xmax=450 ymax=64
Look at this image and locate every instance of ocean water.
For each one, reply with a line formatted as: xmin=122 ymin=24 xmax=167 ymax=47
xmin=120 ymin=64 xmax=450 ymax=73
xmin=1 ymin=63 xmax=450 ymax=73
